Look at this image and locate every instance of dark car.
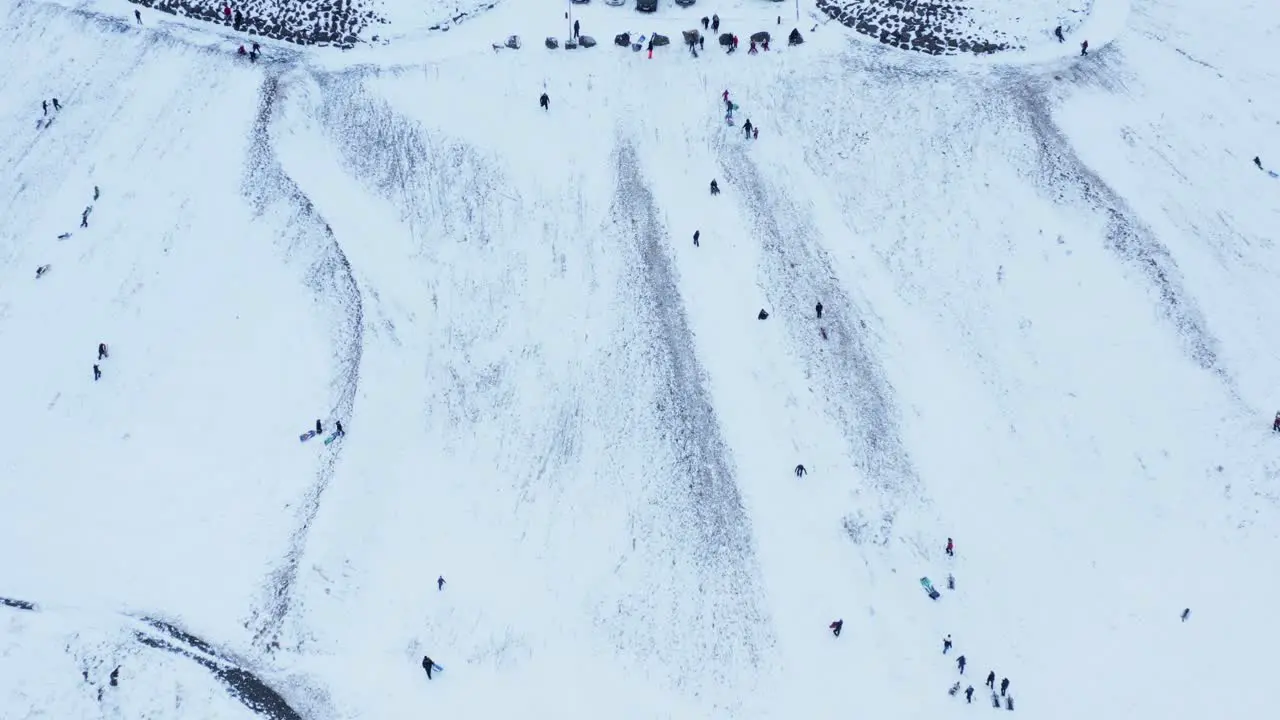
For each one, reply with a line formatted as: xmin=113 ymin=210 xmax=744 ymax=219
xmin=674 ymin=0 xmax=695 ymax=6
xmin=636 ymin=0 xmax=657 ymax=12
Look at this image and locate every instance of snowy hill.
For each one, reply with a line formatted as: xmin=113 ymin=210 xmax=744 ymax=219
xmin=2 ymin=0 xmax=1278 ymax=718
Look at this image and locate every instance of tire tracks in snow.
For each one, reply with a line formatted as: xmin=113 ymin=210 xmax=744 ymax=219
xmin=713 ymin=139 xmax=923 ymax=544
xmin=610 ymin=140 xmax=770 ymax=698
xmin=241 ymin=72 xmax=365 ymax=654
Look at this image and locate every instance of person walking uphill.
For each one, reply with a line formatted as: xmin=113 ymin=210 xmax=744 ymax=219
xmin=422 ymin=655 xmax=437 ymax=679
xmin=986 ymin=670 xmax=996 ymax=688
xmin=710 ymin=179 xmax=720 ymax=195
xmin=945 ymin=537 xmax=954 ymax=556
xmin=829 ymin=619 xmax=843 ymax=637
xmin=956 ymin=655 xmax=966 ymax=674
xmin=942 ymin=635 xmax=952 ymax=654
xmin=1000 ymin=677 xmax=1010 ymax=696
xmin=540 ymin=92 xmax=549 ymax=111
xmin=1080 ymin=39 xmax=1089 ymax=56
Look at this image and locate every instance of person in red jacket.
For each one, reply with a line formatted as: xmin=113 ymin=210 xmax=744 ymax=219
xmin=829 ymin=619 xmax=843 ymax=637
xmin=945 ymin=538 xmax=954 ymax=556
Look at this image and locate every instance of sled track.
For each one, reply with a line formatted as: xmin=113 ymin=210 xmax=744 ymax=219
xmin=241 ymin=71 xmax=365 ymax=653
xmin=611 ymin=140 xmax=770 ymax=687
xmin=1017 ymin=80 xmax=1234 ymax=395
xmin=715 ymin=140 xmax=922 ymax=542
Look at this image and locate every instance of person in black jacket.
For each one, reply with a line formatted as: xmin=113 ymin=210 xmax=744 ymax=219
xmin=540 ymin=93 xmax=549 ymax=110
xmin=422 ymin=655 xmax=436 ymax=679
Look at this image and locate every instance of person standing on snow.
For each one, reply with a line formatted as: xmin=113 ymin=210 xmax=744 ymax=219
xmin=945 ymin=537 xmax=954 ymax=556
xmin=540 ymin=92 xmax=549 ymax=111
xmin=438 ymin=576 xmax=446 ymax=590
xmin=1080 ymin=40 xmax=1088 ymax=55
xmin=573 ymin=19 xmax=580 ymax=39
xmin=1181 ymin=607 xmax=1191 ymax=621
xmin=815 ymin=302 xmax=823 ymax=318
xmin=964 ymin=686 xmax=974 ymax=703
xmin=943 ymin=635 xmax=952 ymax=654
xmin=98 ymin=343 xmax=108 ymax=360
xmin=1001 ymin=677 xmax=1010 ymax=696
xmin=1255 ymin=156 xmax=1264 ymax=170
xmin=336 ymin=420 xmax=344 ymax=435
xmin=81 ymin=207 xmax=91 ymax=228
xmin=794 ymin=464 xmax=806 ymax=477
xmin=701 ymin=16 xmax=709 ymax=30
xmin=693 ymin=230 xmax=700 ymax=247
xmin=710 ymin=179 xmax=720 ymax=195
xmin=753 ymin=126 xmax=759 ymax=140
xmin=42 ymin=100 xmax=48 ymax=116
xmin=52 ymin=98 xmax=61 ymax=111
xmin=712 ymin=14 xmax=720 ymax=32
xmin=743 ymin=119 xmax=753 ymax=137
xmin=422 ymin=655 xmax=437 ymax=679
xmin=1054 ymin=25 xmax=1064 ymax=42
xmin=956 ymin=655 xmax=966 ymax=674
xmin=135 ymin=9 xmax=142 ymax=24
xmin=93 ymin=364 xmax=101 ymax=381
xmin=829 ymin=619 xmax=843 ymax=637
xmin=986 ymin=670 xmax=996 ymax=688
xmin=1272 ymin=412 xmax=1279 ymax=432
xmin=316 ymin=419 xmax=323 ymax=434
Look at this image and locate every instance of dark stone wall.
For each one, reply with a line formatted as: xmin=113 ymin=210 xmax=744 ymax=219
xmin=816 ymin=0 xmax=1017 ymax=56
xmin=132 ymin=0 xmax=386 ymax=48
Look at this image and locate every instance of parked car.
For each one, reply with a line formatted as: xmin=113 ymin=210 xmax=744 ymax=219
xmin=605 ymin=0 xmax=626 ymax=5
xmin=674 ymin=0 xmax=695 ymax=6
xmin=636 ymin=0 xmax=657 ymax=12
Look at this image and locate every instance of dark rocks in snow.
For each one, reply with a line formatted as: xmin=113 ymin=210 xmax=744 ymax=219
xmin=814 ymin=0 xmax=1016 ymax=56
xmin=130 ymin=0 xmax=383 ymax=48
xmin=0 ymin=596 xmax=35 ymax=611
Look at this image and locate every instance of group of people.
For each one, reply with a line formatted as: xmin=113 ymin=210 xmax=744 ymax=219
xmin=1053 ymin=23 xmax=1089 ymax=56
xmin=722 ymin=89 xmax=759 ymax=140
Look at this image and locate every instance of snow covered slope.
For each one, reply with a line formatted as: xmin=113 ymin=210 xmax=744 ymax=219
xmin=1 ymin=0 xmax=1277 ymax=718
